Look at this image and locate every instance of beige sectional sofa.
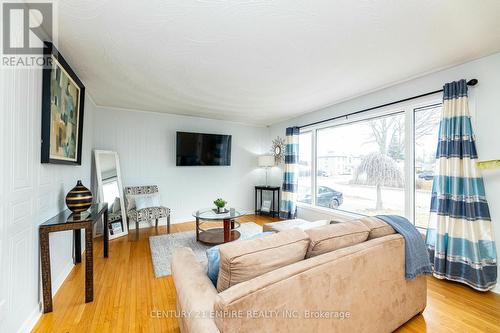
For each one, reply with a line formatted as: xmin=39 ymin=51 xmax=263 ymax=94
xmin=172 ymin=218 xmax=427 ymax=333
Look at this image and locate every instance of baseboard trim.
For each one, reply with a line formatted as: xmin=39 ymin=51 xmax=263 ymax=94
xmin=53 ymin=260 xmax=76 ymax=297
xmin=16 ymin=305 xmax=41 ymax=333
xmin=0 ymin=299 xmax=5 ymax=322
xmin=129 ymin=216 xmax=194 ymax=229
xmin=22 ymin=248 xmax=80 ymax=333
xmin=491 ymin=283 xmax=500 ymax=294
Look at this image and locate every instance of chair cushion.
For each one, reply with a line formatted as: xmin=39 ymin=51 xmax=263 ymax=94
xmin=262 ymin=219 xmax=329 ymax=233
xmin=135 ymin=193 xmax=161 ymax=210
xmin=127 ymin=206 xmax=170 ymax=222
xmin=125 ymin=194 xmax=140 ymax=211
xmin=304 ymin=221 xmax=370 ymax=258
xmin=216 ymin=228 xmax=310 ymax=292
xmin=124 ymin=186 xmax=159 ymax=210
xmin=357 ymin=216 xmax=396 ymax=239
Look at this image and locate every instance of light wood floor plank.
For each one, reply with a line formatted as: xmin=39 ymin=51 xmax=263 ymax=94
xmin=32 ymin=215 xmax=500 ymax=333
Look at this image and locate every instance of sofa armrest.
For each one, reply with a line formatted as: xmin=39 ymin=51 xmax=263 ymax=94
xmin=172 ymin=247 xmax=220 ymax=333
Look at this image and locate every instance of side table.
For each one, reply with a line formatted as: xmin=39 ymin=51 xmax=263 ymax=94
xmin=254 ymin=186 xmax=281 ymax=217
xmin=39 ymin=203 xmax=109 ymax=313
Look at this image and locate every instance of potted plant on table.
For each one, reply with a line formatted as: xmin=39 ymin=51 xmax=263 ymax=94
xmin=214 ymin=198 xmax=227 ymax=213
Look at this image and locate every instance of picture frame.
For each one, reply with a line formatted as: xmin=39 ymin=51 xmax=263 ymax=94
xmin=41 ymin=42 xmax=85 ymax=165
xmin=261 ymin=200 xmax=271 ymax=213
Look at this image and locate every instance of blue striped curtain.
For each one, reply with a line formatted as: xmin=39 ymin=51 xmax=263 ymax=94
xmin=279 ymin=127 xmax=299 ymax=219
xmin=425 ymin=79 xmax=497 ymax=291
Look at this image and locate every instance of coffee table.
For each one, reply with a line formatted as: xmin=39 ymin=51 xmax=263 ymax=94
xmin=193 ymin=208 xmax=247 ymax=245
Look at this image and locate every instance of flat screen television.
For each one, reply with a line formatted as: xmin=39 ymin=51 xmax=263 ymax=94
xmin=176 ymin=132 xmax=232 ymax=166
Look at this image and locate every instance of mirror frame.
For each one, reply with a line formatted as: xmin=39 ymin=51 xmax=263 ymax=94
xmin=94 ymin=150 xmax=128 ymax=240
xmin=271 ymin=136 xmax=286 ymax=164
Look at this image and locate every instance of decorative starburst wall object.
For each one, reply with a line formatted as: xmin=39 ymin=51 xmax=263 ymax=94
xmin=271 ymin=136 xmax=286 ymax=164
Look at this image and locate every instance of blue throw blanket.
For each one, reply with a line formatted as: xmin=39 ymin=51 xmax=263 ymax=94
xmin=376 ymin=215 xmax=432 ymax=279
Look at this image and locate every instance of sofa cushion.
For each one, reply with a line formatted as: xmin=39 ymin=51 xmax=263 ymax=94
xmin=206 ymin=231 xmax=274 ymax=286
xmin=304 ymin=221 xmax=370 ymax=258
xmin=206 ymin=246 xmax=221 ymax=286
xmin=216 ymin=228 xmax=310 ymax=292
xmin=358 ymin=216 xmax=396 ymax=239
xmin=262 ymin=219 xmax=329 ymax=233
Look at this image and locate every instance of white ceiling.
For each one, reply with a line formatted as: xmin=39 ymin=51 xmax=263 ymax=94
xmin=57 ymin=0 xmax=500 ymax=126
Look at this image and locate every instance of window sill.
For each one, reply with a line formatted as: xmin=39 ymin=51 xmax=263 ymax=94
xmin=296 ymin=203 xmax=428 ymax=237
xmin=416 ymin=227 xmax=427 ymax=238
xmin=296 ymin=202 xmax=362 ymax=221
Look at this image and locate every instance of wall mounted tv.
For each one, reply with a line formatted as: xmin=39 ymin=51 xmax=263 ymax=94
xmin=176 ymin=132 xmax=232 ymax=166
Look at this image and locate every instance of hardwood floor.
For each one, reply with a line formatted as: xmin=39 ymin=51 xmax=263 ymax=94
xmin=33 ymin=215 xmax=500 ymax=333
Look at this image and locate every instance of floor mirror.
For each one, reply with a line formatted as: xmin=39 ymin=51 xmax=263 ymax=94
xmin=94 ymin=150 xmax=128 ymax=240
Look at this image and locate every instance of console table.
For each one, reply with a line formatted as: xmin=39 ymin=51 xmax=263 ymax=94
xmin=39 ymin=203 xmax=109 ymax=313
xmin=254 ymin=186 xmax=280 ymax=217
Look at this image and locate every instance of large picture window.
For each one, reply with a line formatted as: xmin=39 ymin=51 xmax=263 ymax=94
xmin=298 ymin=99 xmax=442 ymax=229
xmin=316 ymin=112 xmax=406 ymax=216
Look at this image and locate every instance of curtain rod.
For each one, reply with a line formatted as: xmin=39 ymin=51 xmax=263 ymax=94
xmin=298 ymin=79 xmax=478 ymax=129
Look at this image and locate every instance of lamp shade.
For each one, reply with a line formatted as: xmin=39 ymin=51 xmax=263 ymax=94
xmin=258 ymin=155 xmax=275 ymax=167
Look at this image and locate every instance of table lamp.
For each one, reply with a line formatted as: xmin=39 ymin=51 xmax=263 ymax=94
xmin=258 ymin=155 xmax=275 ymax=186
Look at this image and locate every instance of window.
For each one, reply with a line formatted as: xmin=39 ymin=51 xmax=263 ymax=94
xmin=297 ymin=132 xmax=312 ymax=204
xmin=414 ymin=105 xmax=441 ymax=228
xmin=298 ymin=99 xmax=442 ymax=229
xmin=316 ymin=112 xmax=406 ymax=216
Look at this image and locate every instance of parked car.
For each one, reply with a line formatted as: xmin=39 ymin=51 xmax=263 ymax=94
xmin=317 ymin=170 xmax=329 ymax=177
xmin=418 ymin=171 xmax=434 ymax=181
xmin=299 ymin=186 xmax=343 ymax=209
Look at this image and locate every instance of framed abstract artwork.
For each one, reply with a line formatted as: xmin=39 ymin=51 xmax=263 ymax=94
xmin=41 ymin=42 xmax=85 ymax=165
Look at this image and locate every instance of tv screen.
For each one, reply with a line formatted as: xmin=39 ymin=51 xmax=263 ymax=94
xmin=176 ymin=132 xmax=232 ymax=166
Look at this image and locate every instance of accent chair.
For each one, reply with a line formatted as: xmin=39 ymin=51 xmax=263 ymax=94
xmin=124 ymin=185 xmax=171 ymax=238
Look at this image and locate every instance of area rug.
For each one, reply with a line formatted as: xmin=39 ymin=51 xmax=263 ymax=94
xmin=149 ymin=222 xmax=262 ymax=277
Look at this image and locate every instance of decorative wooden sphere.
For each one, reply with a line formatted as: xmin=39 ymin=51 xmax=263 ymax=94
xmin=65 ymin=180 xmax=93 ymax=213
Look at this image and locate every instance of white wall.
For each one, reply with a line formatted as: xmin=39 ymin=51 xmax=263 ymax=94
xmin=269 ymin=52 xmax=500 ymax=290
xmin=92 ymin=107 xmax=269 ymax=224
xmin=0 ymin=65 xmax=96 ymax=333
